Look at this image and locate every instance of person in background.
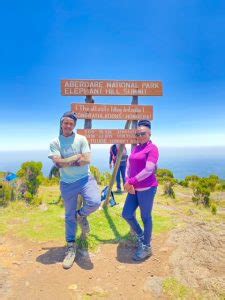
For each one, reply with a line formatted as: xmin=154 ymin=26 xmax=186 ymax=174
xmin=48 ymin=111 xmax=101 ymax=269
xmin=109 ymin=144 xmax=128 ymax=193
xmin=122 ymin=120 xmax=159 ymax=261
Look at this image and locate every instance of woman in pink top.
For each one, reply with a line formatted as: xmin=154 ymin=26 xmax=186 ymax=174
xmin=122 ymin=119 xmax=159 ymax=261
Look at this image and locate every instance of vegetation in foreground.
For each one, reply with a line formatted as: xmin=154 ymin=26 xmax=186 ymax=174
xmin=0 ymin=161 xmax=224 ymax=249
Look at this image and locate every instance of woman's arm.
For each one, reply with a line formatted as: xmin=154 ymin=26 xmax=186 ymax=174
xmin=128 ymin=161 xmax=156 ymax=185
xmin=125 ymin=158 xmax=130 ymax=180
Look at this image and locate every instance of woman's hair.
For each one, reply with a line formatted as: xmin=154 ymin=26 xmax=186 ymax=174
xmin=137 ymin=119 xmax=151 ymax=129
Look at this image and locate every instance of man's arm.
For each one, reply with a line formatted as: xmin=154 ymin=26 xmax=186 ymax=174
xmin=71 ymin=152 xmax=91 ymax=166
xmin=52 ymin=154 xmax=82 ymax=168
xmin=72 ymin=136 xmax=91 ymax=166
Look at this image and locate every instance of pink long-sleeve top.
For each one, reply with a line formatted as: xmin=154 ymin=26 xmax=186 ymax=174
xmin=126 ymin=141 xmax=159 ymax=190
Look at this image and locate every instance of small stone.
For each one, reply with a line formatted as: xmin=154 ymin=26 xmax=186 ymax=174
xmin=153 ymin=257 xmax=160 ymax=262
xmin=39 ymin=203 xmax=48 ymax=211
xmin=92 ymin=286 xmax=108 ymax=296
xmin=116 ymin=265 xmax=125 ymax=270
xmin=159 ymin=247 xmax=169 ymax=252
xmin=68 ymin=284 xmax=78 ymax=290
xmin=143 ymin=276 xmax=163 ymax=296
xmin=12 ymin=261 xmax=21 ymax=266
xmin=25 ymin=281 xmax=30 ymax=287
xmin=188 ymin=209 xmax=196 ymax=215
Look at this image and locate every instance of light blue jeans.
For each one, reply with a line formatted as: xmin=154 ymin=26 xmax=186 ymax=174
xmin=122 ymin=187 xmax=157 ymax=246
xmin=60 ymin=175 xmax=101 ymax=242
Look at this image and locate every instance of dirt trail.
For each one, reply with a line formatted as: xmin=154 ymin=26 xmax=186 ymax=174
xmin=0 ymin=234 xmax=173 ymax=300
xmin=1 ymin=213 xmax=225 ymax=299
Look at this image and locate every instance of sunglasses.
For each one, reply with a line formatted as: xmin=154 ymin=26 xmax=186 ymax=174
xmin=135 ymin=132 xmax=147 ymax=137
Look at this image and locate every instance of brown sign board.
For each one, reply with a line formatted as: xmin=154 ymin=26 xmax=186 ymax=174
xmin=77 ymin=129 xmax=138 ymax=144
xmin=62 ymin=79 xmax=163 ymax=96
xmin=71 ymin=103 xmax=153 ymax=120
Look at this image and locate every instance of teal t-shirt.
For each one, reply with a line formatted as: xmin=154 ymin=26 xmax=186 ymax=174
xmin=48 ymin=133 xmax=90 ymax=183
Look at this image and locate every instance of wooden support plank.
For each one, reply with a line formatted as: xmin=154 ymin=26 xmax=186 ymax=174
xmin=131 ymin=96 xmax=138 ymax=151
xmin=103 ymin=96 xmax=141 ymax=206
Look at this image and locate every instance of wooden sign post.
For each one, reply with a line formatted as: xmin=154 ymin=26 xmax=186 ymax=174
xmin=61 ymin=79 xmax=163 ymax=207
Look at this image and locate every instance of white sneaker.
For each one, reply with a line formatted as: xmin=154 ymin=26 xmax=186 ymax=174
xmin=62 ymin=242 xmax=76 ymax=269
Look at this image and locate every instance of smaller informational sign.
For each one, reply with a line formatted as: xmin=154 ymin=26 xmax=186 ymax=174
xmin=77 ymin=129 xmax=138 ymax=144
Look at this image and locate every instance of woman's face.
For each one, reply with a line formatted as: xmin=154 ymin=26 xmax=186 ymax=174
xmin=135 ymin=126 xmax=151 ymax=144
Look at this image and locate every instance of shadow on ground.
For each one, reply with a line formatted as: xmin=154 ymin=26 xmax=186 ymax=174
xmin=36 ymin=246 xmax=94 ymax=270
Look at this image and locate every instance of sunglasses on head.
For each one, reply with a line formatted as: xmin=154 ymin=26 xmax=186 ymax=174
xmin=135 ymin=132 xmax=147 ymax=137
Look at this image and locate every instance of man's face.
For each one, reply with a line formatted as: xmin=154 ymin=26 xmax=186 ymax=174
xmin=61 ymin=117 xmax=76 ymax=136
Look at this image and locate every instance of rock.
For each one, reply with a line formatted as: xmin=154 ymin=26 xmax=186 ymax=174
xmin=116 ymin=265 xmax=125 ymax=270
xmin=68 ymin=284 xmax=78 ymax=290
xmin=12 ymin=261 xmax=21 ymax=266
xmin=188 ymin=209 xmax=197 ymax=215
xmin=92 ymin=286 xmax=109 ymax=297
xmin=143 ymin=276 xmax=163 ymax=296
xmin=25 ymin=281 xmax=30 ymax=287
xmin=39 ymin=203 xmax=48 ymax=211
xmin=159 ymin=247 xmax=169 ymax=253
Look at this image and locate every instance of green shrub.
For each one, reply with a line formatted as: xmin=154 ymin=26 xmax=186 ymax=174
xmin=157 ymin=168 xmax=174 ymax=182
xmin=192 ymin=179 xmax=211 ymax=207
xmin=0 ymin=182 xmax=14 ymax=206
xmin=30 ymin=195 xmax=43 ymax=206
xmin=90 ymin=165 xmax=101 ymax=184
xmin=178 ymin=179 xmax=188 ymax=187
xmin=162 ymin=177 xmax=176 ymax=198
xmin=211 ymin=203 xmax=217 ymax=215
xmin=41 ymin=176 xmax=59 ymax=186
xmin=100 ymin=171 xmax=112 ymax=186
xmin=17 ymin=161 xmax=43 ymax=203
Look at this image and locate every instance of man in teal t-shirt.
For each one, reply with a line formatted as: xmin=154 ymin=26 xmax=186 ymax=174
xmin=48 ymin=111 xmax=101 ymax=269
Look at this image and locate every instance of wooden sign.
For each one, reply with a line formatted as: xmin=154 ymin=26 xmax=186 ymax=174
xmin=77 ymin=129 xmax=138 ymax=144
xmin=62 ymin=79 xmax=163 ymax=96
xmin=71 ymin=103 xmax=153 ymax=120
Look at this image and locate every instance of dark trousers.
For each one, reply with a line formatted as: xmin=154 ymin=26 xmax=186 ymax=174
xmin=122 ymin=187 xmax=157 ymax=246
xmin=116 ymin=165 xmax=126 ymax=190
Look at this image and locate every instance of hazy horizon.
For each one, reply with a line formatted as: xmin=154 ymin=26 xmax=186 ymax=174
xmin=1 ymin=146 xmax=225 ymax=180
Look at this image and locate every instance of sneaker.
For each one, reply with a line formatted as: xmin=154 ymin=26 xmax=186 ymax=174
xmin=133 ymin=243 xmax=152 ymax=261
xmin=77 ymin=213 xmax=90 ymax=235
xmin=136 ymin=234 xmax=144 ymax=248
xmin=62 ymin=242 xmax=76 ymax=269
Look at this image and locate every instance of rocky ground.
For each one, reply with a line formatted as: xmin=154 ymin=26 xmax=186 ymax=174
xmin=1 ymin=211 xmax=225 ymax=299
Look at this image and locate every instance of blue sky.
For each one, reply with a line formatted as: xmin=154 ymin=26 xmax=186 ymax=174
xmin=0 ymin=0 xmax=225 ymax=150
